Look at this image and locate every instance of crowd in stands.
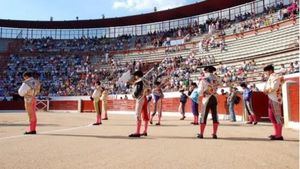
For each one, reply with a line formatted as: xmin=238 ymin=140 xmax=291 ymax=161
xmin=278 ymin=61 xmax=299 ymax=75
xmin=149 ymin=57 xmax=299 ymax=92
xmin=1 ymin=54 xmax=132 ymax=96
xmin=17 ymin=2 xmax=297 ymax=56
xmin=217 ymin=61 xmax=256 ymax=87
xmin=0 ymin=1 xmax=298 ymax=97
xmin=198 ymin=36 xmax=226 ymax=53
xmin=228 ymin=2 xmax=298 ymax=35
xmin=144 ymin=52 xmax=217 ymax=91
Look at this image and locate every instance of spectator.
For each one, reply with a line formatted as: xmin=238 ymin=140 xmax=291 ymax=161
xmin=227 ymin=87 xmax=238 ymax=122
xmin=220 ymin=89 xmax=227 ymax=95
xmin=294 ymin=61 xmax=299 ymax=73
xmin=241 ymin=82 xmax=258 ymax=125
xmin=279 ymin=64 xmax=287 ymax=75
xmin=288 ymin=63 xmax=295 ymax=74
xmin=179 ymin=89 xmax=188 ymax=120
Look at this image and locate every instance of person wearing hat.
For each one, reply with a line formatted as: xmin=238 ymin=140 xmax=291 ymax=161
xmin=129 ymin=70 xmax=148 ymax=137
xmin=197 ymin=66 xmax=220 ymax=139
xmin=91 ymin=81 xmax=103 ymax=125
xmin=18 ymin=71 xmax=40 ymax=134
xmin=179 ymin=89 xmax=188 ymax=120
xmin=263 ymin=65 xmax=284 ymax=140
xmin=150 ymin=81 xmax=164 ymax=125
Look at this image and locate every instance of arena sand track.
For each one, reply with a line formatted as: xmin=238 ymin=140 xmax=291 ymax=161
xmin=0 ymin=112 xmax=299 ymax=169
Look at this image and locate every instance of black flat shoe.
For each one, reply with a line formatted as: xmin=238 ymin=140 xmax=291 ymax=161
xmin=128 ymin=133 xmax=141 ymax=137
xmin=24 ymin=131 xmax=36 ymax=135
xmin=141 ymin=133 xmax=148 ymax=136
xmin=180 ymin=116 xmax=186 ymax=120
xmin=150 ymin=121 xmax=153 ymax=125
xmin=212 ymin=134 xmax=218 ymax=139
xmin=93 ymin=122 xmax=102 ymax=125
xmin=268 ymin=135 xmax=276 ymax=139
xmin=253 ymin=122 xmax=258 ymax=125
xmin=102 ymin=118 xmax=108 ymax=120
xmin=155 ymin=123 xmax=160 ymax=126
xmin=270 ymin=136 xmax=284 ymax=140
xmin=197 ymin=133 xmax=203 ymax=139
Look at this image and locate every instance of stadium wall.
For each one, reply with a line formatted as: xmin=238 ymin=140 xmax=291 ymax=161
xmin=0 ymin=74 xmax=298 ymax=128
xmin=282 ymin=74 xmax=299 ymax=130
xmin=0 ymin=92 xmax=284 ymax=121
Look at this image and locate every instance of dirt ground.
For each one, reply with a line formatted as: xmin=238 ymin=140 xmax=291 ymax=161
xmin=0 ymin=111 xmax=299 ymax=169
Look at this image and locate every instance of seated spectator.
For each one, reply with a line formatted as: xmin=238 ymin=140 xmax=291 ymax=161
xmin=288 ymin=63 xmax=295 ymax=74
xmin=294 ymin=61 xmax=299 ymax=73
xmin=279 ymin=64 xmax=287 ymax=75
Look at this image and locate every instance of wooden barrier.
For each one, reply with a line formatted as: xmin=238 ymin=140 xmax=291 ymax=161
xmin=0 ymin=101 xmax=25 ymax=110
xmin=288 ymin=83 xmax=299 ymax=122
xmin=251 ymin=92 xmax=269 ymax=121
xmin=49 ymin=101 xmax=78 ymax=110
xmin=81 ymin=100 xmax=100 ymax=112
xmin=0 ymin=88 xmax=297 ymax=124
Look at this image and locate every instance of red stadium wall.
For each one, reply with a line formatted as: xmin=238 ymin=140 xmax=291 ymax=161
xmin=286 ymin=77 xmax=299 ymax=122
xmin=0 ymin=101 xmax=25 ymax=110
xmin=108 ymin=100 xmax=135 ymax=111
xmin=0 ymin=88 xmax=297 ymax=123
xmin=288 ymin=84 xmax=299 ymax=122
xmin=81 ymin=100 xmax=101 ymax=112
xmin=251 ymin=92 xmax=269 ymax=120
xmin=0 ymin=94 xmax=246 ymax=116
xmin=49 ymin=101 xmax=78 ymax=110
xmin=79 ymin=95 xmax=245 ymax=116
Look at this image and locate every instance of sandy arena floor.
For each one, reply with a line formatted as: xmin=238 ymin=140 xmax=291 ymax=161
xmin=0 ymin=111 xmax=299 ymax=169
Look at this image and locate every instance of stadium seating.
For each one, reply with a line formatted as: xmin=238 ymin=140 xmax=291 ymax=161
xmin=0 ymin=3 xmax=299 ymax=96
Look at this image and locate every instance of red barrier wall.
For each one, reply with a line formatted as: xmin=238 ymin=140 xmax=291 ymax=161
xmin=35 ymin=100 xmax=48 ymax=111
xmin=93 ymin=94 xmax=246 ymax=116
xmin=0 ymin=88 xmax=295 ymax=123
xmin=0 ymin=95 xmax=248 ymax=116
xmin=288 ymin=84 xmax=299 ymax=122
xmin=49 ymin=101 xmax=78 ymax=110
xmin=0 ymin=101 xmax=25 ymax=110
xmin=286 ymin=76 xmax=299 ymax=122
xmin=81 ymin=100 xmax=101 ymax=112
xmin=107 ymin=100 xmax=135 ymax=111
xmin=214 ymin=94 xmax=244 ymax=116
xmin=251 ymin=92 xmax=269 ymax=121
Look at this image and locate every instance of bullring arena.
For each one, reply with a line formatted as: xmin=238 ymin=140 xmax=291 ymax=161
xmin=0 ymin=0 xmax=299 ymax=169
xmin=0 ymin=111 xmax=299 ymax=169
